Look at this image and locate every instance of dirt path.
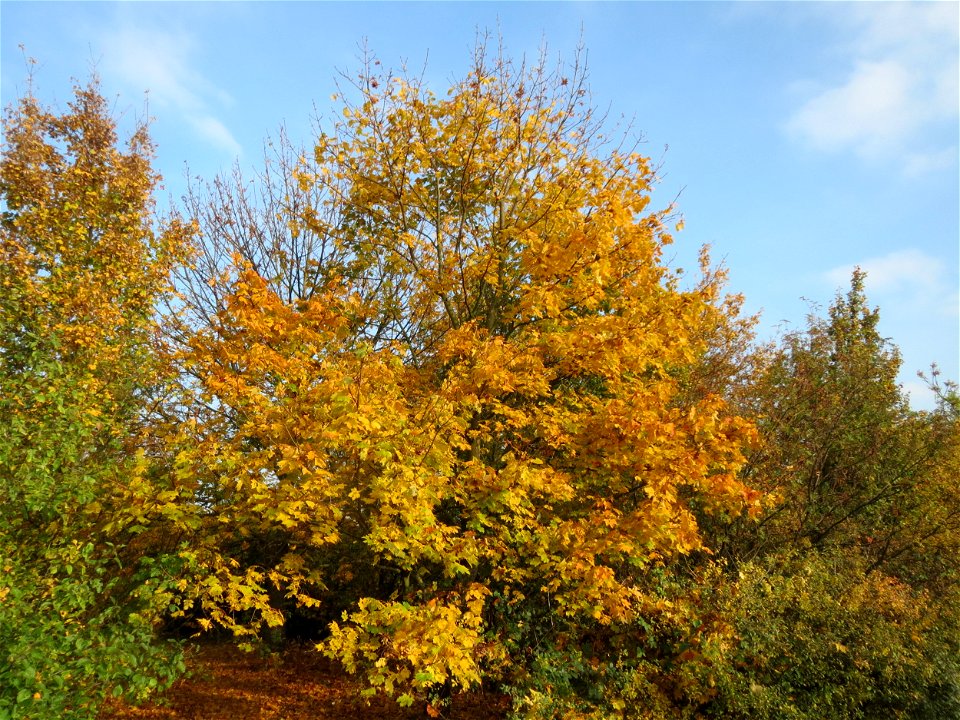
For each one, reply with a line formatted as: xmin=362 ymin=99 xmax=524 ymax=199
xmin=99 ymin=644 xmax=510 ymax=720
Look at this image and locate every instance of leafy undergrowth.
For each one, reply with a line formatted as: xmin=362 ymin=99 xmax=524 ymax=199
xmin=99 ymin=643 xmax=510 ymax=720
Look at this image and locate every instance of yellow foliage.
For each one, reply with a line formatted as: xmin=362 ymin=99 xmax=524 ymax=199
xmin=171 ymin=45 xmax=761 ymax=701
xmin=323 ymin=584 xmax=498 ymax=697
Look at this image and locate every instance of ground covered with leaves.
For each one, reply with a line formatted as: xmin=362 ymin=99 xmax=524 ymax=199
xmin=99 ymin=643 xmax=509 ymax=720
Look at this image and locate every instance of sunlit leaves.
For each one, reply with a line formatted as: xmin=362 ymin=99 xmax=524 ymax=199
xmin=323 ymin=585 xmax=497 ymax=700
xmin=173 ymin=44 xmax=760 ymax=704
xmin=0 ymin=76 xmax=193 ymax=717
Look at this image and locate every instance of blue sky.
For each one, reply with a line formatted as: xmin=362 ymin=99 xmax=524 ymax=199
xmin=3 ymin=1 xmax=958 ymax=407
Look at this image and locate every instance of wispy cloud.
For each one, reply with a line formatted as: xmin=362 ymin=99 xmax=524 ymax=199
xmin=903 ymin=146 xmax=958 ymax=178
xmin=100 ymin=26 xmax=242 ymax=158
xmin=788 ymin=60 xmax=915 ymax=156
xmin=785 ymin=3 xmax=958 ymax=175
xmin=824 ymin=249 xmax=957 ymax=411
xmin=901 ymin=379 xmax=937 ymax=411
xmin=186 ymin=115 xmax=243 ymax=160
xmin=824 ymin=249 xmax=956 ymax=317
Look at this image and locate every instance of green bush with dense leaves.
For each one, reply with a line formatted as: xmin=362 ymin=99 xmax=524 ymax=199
xmin=695 ymin=550 xmax=959 ymax=719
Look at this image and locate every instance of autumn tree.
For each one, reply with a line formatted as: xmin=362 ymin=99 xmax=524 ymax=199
xmin=170 ymin=43 xmax=760 ymax=712
xmin=723 ymin=271 xmax=960 ymax=575
xmin=671 ymin=273 xmax=960 ymax=719
xmin=0 ymin=74 xmax=193 ymax=717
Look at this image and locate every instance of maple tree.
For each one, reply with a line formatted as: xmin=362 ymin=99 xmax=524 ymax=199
xmin=0 ymin=74 xmax=193 ymax=717
xmin=170 ymin=44 xmax=760 ymax=711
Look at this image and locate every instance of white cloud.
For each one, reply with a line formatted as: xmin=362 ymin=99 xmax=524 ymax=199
xmin=100 ymin=26 xmax=242 ymax=159
xmin=901 ymin=379 xmax=937 ymax=412
xmin=787 ymin=59 xmax=916 ymax=157
xmin=904 ymin=146 xmax=958 ymax=178
xmin=188 ymin=115 xmax=243 ymax=159
xmin=824 ymin=249 xmax=956 ymax=318
xmin=825 ymin=248 xmax=941 ymax=293
xmin=785 ymin=3 xmax=958 ymax=174
xmin=850 ymin=2 xmax=957 ymax=61
xmin=824 ymin=249 xmax=957 ymax=412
